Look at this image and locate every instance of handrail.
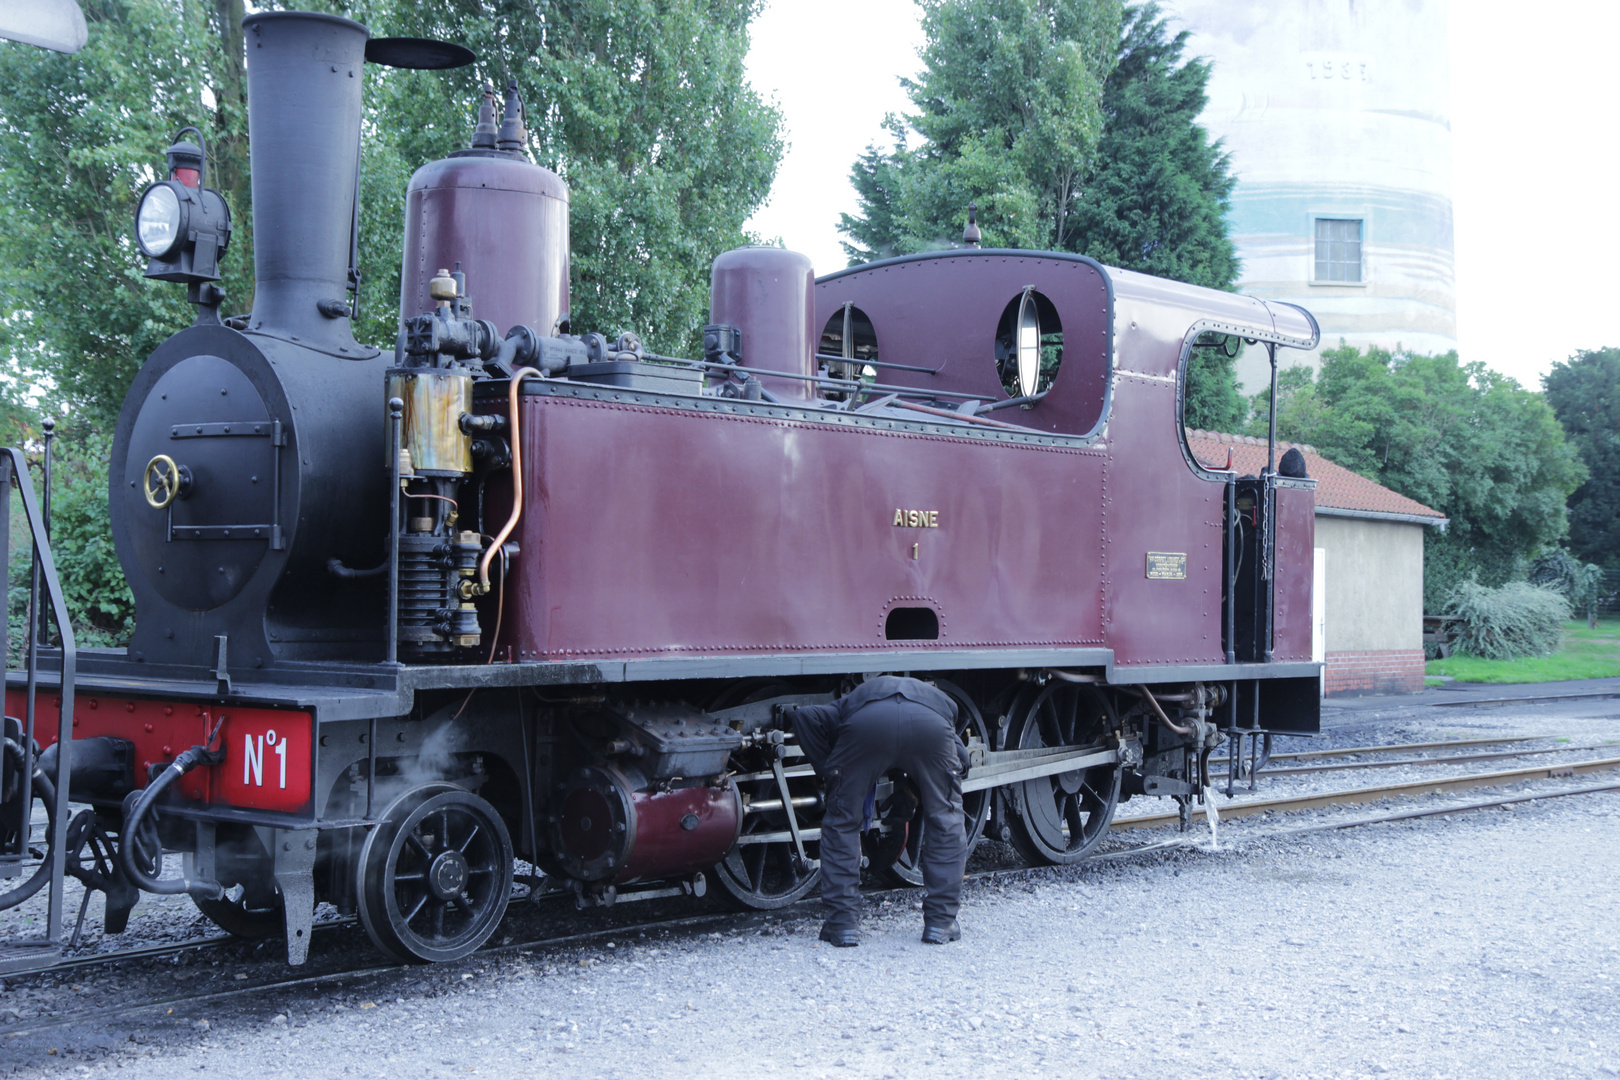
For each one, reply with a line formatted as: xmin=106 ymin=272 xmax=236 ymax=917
xmin=0 ymin=447 xmax=77 ymax=945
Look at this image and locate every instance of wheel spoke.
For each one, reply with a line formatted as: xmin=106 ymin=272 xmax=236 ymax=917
xmin=745 ymin=843 xmax=766 ymax=893
xmin=1062 ymin=795 xmax=1086 ymax=847
xmin=403 ymin=892 xmax=428 ymax=922
xmin=406 ymin=832 xmax=433 ymax=859
xmin=456 ymin=822 xmax=481 ymax=853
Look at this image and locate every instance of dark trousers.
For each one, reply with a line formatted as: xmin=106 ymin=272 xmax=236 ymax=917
xmin=819 ymin=696 xmax=967 ymax=929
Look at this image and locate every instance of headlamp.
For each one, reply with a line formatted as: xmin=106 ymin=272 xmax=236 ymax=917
xmin=135 ymin=182 xmax=185 ymax=258
xmin=133 ymin=127 xmax=231 ymax=292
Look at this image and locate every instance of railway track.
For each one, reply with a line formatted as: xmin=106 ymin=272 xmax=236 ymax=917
xmin=1115 ymin=753 xmax=1620 ymax=830
xmin=1211 ymin=734 xmax=1543 ymax=766
xmin=5 ymin=744 xmax=1618 ymax=1039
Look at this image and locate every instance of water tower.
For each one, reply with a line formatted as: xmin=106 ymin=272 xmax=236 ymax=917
xmin=1170 ymin=0 xmax=1456 ymax=388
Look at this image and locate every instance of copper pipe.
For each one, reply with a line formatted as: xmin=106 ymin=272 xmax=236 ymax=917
xmin=478 ymin=367 xmax=540 ymax=592
xmin=1134 ymin=685 xmax=1194 ymax=736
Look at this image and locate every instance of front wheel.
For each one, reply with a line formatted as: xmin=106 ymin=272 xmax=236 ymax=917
xmin=712 ymin=749 xmax=822 ymax=910
xmin=355 ymin=785 xmax=514 ymax=963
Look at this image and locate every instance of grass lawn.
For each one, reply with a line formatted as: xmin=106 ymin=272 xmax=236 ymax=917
xmin=1426 ymin=618 xmax=1620 ymax=684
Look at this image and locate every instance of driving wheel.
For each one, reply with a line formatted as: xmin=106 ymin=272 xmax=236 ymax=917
xmin=712 ymin=742 xmax=822 ymax=909
xmin=1003 ymin=682 xmax=1121 ymax=865
xmin=868 ymin=678 xmax=993 ymax=887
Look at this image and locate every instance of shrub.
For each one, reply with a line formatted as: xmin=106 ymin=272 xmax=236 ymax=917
xmin=46 ymin=433 xmax=135 ymax=648
xmin=1528 ymin=548 xmax=1605 ymax=628
xmin=1445 ymin=580 xmax=1570 ymax=661
xmin=5 ymin=431 xmax=135 ymax=664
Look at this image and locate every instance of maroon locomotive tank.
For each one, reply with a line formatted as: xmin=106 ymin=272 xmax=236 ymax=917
xmin=487 ymin=250 xmax=1319 ymax=674
xmin=399 ymin=84 xmax=569 ymax=335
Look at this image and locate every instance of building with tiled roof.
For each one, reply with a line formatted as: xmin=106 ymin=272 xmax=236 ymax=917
xmin=1187 ymin=430 xmax=1449 ymax=696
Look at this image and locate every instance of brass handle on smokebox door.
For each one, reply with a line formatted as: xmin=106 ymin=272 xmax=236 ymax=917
xmin=143 ymin=454 xmax=193 ymax=509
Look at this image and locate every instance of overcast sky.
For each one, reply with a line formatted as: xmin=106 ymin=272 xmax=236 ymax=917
xmin=743 ymin=1 xmax=1620 ymax=391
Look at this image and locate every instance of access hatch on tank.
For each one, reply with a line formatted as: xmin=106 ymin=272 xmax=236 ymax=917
xmin=121 ymin=354 xmax=282 ymax=611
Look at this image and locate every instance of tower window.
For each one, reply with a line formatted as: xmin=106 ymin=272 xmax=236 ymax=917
xmin=1314 ymin=218 xmax=1363 ymax=283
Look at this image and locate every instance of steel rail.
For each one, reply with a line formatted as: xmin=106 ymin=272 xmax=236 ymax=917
xmin=1431 ymin=690 xmax=1620 ymax=708
xmin=1209 ymin=735 xmax=1543 ymax=767
xmin=1255 ymin=742 xmax=1615 ymax=778
xmin=1112 ymin=755 xmax=1620 ymax=830
xmin=1089 ymin=776 xmax=1620 ymax=863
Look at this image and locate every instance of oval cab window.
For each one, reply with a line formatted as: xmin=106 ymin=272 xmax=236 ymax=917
xmin=995 ymin=289 xmax=1062 ymax=399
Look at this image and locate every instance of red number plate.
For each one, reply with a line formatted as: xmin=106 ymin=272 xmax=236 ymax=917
xmin=212 ymin=710 xmax=313 ymax=813
xmin=3 ymin=691 xmax=313 ymax=814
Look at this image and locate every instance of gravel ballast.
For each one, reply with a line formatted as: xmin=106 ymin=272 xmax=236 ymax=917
xmin=2 ymin=684 xmax=1617 ymax=1079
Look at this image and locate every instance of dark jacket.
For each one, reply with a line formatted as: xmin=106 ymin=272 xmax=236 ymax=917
xmin=790 ymin=676 xmax=959 ymax=776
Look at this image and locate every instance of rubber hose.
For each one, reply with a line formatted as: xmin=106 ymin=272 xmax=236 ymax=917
xmin=116 ymin=747 xmax=225 ymax=901
xmin=0 ymin=737 xmax=56 ymax=911
xmin=327 ymin=556 xmax=387 ymax=579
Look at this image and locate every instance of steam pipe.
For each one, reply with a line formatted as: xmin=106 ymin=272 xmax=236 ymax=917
xmin=478 ymin=367 xmax=541 ymax=593
xmin=0 ymin=739 xmax=54 ymax=911
xmin=116 ymin=742 xmax=226 ymax=901
xmin=1132 ymin=685 xmax=1194 ymax=737
xmin=812 ymin=353 xmax=939 ymax=375
xmin=386 ymin=397 xmax=403 ymax=663
xmin=327 ymin=556 xmax=386 ymax=579
xmin=978 ymin=391 xmax=1048 ymax=413
xmin=892 ymin=400 xmax=1027 ymax=431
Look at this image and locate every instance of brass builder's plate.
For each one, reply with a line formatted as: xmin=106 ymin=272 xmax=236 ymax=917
xmin=1145 ymin=552 xmax=1187 ymax=580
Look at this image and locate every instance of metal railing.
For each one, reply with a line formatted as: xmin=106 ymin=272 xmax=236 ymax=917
xmin=1598 ymin=569 xmax=1620 ymax=617
xmin=0 ymin=440 xmax=78 ymax=959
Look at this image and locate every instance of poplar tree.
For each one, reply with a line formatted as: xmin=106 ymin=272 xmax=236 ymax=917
xmin=1542 ymin=347 xmax=1620 ymax=571
xmin=840 ymin=0 xmax=1122 ymax=259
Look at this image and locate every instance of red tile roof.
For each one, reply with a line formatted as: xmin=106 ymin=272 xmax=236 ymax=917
xmin=1185 ymin=429 xmax=1447 ymax=523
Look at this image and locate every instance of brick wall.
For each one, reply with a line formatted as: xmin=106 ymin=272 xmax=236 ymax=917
xmin=1324 ymin=648 xmax=1426 ymax=696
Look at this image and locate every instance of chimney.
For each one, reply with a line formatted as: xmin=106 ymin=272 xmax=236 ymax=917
xmin=242 ymin=11 xmax=371 ymax=356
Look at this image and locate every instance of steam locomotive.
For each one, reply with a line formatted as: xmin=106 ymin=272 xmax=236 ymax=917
xmin=1 ymin=10 xmax=1322 ymax=965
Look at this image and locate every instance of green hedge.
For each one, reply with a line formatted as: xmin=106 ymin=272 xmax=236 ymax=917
xmin=1445 ymin=580 xmax=1570 ymax=661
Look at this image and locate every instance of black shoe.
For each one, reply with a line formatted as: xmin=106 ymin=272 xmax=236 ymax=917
xmin=921 ymin=919 xmax=961 ymax=945
xmin=819 ymin=923 xmax=859 ymax=948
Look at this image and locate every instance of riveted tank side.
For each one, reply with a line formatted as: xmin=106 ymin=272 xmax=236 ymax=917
xmin=709 ymin=246 xmax=816 ymax=401
xmin=399 ymin=83 xmax=570 ymax=335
